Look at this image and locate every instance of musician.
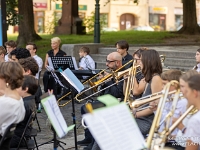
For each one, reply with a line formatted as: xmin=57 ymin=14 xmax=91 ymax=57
xmin=133 ymin=49 xmax=163 ymax=136
xmin=0 ymin=62 xmax=25 ymax=150
xmin=10 ymin=75 xmax=38 ymax=148
xmin=115 ymin=40 xmax=133 ymax=69
xmin=193 ymin=49 xmax=200 ymax=72
xmin=0 ymin=46 xmax=7 ymax=62
xmin=78 ymin=52 xmax=124 ymax=150
xmin=172 ymin=70 xmax=199 ymax=149
xmin=9 ymin=48 xmax=31 ymax=62
xmin=179 ymin=74 xmax=200 ymax=150
xmin=43 ymin=37 xmax=66 ymax=95
xmin=26 ymin=42 xmax=43 ymax=80
xmin=79 ymin=46 xmax=95 ymax=70
xmin=123 ymin=48 xmax=146 ymax=100
xmin=4 ymin=40 xmax=17 ymax=62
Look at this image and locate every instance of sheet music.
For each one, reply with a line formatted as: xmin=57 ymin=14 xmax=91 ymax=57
xmin=41 ymin=95 xmax=68 ymax=138
xmin=48 ymin=57 xmax=54 ymax=69
xmin=60 ymin=68 xmax=85 ymax=93
xmin=72 ymin=57 xmax=78 ymax=70
xmin=83 ymin=103 xmax=147 ymax=150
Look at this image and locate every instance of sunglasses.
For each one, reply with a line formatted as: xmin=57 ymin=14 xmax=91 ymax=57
xmin=106 ymin=59 xmax=117 ymax=63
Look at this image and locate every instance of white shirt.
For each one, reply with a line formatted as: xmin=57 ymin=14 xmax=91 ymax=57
xmin=158 ymin=96 xmax=188 ymax=136
xmin=193 ymin=63 xmax=200 ymax=73
xmin=0 ymin=95 xmax=25 ymax=136
xmin=5 ymin=54 xmax=9 ymax=62
xmin=184 ymin=111 xmax=200 ymax=149
xmin=33 ymin=55 xmax=43 ymax=79
xmin=79 ymin=55 xmax=95 ymax=70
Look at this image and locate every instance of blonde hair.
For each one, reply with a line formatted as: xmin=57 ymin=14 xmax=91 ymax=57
xmin=180 ymin=70 xmax=198 ymax=81
xmin=51 ymin=37 xmax=61 ymax=44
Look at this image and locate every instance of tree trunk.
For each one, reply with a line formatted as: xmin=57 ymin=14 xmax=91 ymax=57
xmin=177 ymin=0 xmax=200 ymax=34
xmin=17 ymin=0 xmax=42 ymax=46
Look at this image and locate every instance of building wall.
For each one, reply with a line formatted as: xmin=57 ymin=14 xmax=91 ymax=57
xmin=7 ymin=0 xmax=200 ymax=34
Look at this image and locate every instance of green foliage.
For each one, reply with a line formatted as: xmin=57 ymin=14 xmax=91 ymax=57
xmin=6 ymin=0 xmax=21 ymax=26
xmin=83 ymin=12 xmax=107 ymax=34
xmin=45 ymin=12 xmax=60 ymax=34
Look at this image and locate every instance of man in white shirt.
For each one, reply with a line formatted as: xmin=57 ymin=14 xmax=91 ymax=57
xmin=26 ymin=42 xmax=43 ymax=79
xmin=4 ymin=40 xmax=17 ymax=62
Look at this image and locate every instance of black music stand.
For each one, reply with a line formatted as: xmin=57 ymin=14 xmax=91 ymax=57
xmin=59 ymin=69 xmax=86 ymax=150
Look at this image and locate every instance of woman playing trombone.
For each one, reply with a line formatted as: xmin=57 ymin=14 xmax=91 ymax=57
xmin=133 ymin=49 xmax=163 ymax=136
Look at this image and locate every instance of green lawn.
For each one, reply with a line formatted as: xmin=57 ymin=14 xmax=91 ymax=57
xmin=8 ymin=31 xmax=179 ymax=61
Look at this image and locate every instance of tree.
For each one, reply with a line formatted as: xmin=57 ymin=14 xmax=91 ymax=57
xmin=17 ymin=0 xmax=42 ymax=46
xmin=177 ymin=0 xmax=200 ymax=34
xmin=6 ymin=0 xmax=42 ymax=46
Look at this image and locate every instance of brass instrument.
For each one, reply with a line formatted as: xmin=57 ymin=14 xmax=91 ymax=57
xmin=57 ymin=68 xmax=109 ymax=107
xmin=74 ymin=59 xmax=134 ymax=103
xmin=146 ymin=80 xmax=180 ymax=149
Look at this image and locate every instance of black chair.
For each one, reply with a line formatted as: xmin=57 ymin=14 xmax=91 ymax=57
xmin=0 ymin=123 xmax=17 ymax=149
xmin=10 ymin=112 xmax=36 ymax=150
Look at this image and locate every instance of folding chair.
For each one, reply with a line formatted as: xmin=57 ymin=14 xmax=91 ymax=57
xmin=0 ymin=123 xmax=17 ymax=149
xmin=10 ymin=112 xmax=36 ymax=150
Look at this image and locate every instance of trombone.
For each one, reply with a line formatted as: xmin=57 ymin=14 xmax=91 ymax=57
xmin=57 ymin=68 xmax=109 ymax=107
xmin=58 ymin=59 xmax=134 ymax=106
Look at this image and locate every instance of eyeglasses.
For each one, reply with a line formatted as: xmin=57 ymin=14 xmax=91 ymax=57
xmin=106 ymin=59 xmax=117 ymax=63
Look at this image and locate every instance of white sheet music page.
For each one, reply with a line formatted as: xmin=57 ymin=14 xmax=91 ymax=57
xmin=60 ymin=68 xmax=84 ymax=93
xmin=72 ymin=57 xmax=78 ymax=70
xmin=83 ymin=103 xmax=147 ymax=150
xmin=41 ymin=95 xmax=68 ymax=138
xmin=47 ymin=57 xmax=54 ymax=69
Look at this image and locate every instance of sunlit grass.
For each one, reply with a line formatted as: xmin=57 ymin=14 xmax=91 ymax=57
xmin=8 ymin=31 xmax=180 ymax=61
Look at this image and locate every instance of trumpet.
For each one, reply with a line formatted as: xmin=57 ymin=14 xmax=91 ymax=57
xmin=57 ymin=68 xmax=109 ymax=107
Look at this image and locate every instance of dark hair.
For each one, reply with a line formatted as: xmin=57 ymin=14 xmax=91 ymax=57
xmin=161 ymin=69 xmax=182 ymax=82
xmin=26 ymin=42 xmax=37 ymax=52
xmin=22 ymin=75 xmax=38 ymax=95
xmin=115 ymin=40 xmax=129 ymax=51
xmin=186 ymin=74 xmax=200 ymax=91
xmin=0 ymin=62 xmax=24 ymax=90
xmin=4 ymin=40 xmax=17 ymax=48
xmin=79 ymin=46 xmax=90 ymax=54
xmin=0 ymin=46 xmax=6 ymax=55
xmin=197 ymin=49 xmax=200 ymax=53
xmin=133 ymin=47 xmax=148 ymax=58
xmin=18 ymin=57 xmax=39 ymax=76
xmin=141 ymin=49 xmax=162 ymax=82
xmin=10 ymin=48 xmax=31 ymax=60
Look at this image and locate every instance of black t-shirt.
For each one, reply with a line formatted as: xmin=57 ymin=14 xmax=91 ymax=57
xmin=47 ymin=49 xmax=66 ymax=57
xmin=122 ymin=53 xmax=133 ymax=70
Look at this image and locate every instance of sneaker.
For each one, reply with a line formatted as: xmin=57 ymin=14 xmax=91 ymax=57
xmin=77 ymin=139 xmax=92 ymax=146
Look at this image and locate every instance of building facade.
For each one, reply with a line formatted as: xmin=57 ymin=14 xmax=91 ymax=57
xmin=7 ymin=0 xmax=200 ymax=34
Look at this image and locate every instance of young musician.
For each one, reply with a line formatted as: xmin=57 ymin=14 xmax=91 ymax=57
xmin=79 ymin=46 xmax=95 ymax=70
xmin=10 ymin=75 xmax=38 ymax=148
xmin=180 ymin=74 xmax=200 ymax=150
xmin=0 ymin=62 xmax=25 ymax=150
xmin=9 ymin=48 xmax=31 ymax=62
xmin=133 ymin=49 xmax=163 ymax=136
xmin=0 ymin=46 xmax=7 ymax=62
xmin=115 ymin=40 xmax=133 ymax=69
xmin=4 ymin=40 xmax=17 ymax=62
xmin=123 ymin=48 xmax=146 ymax=100
xmin=172 ymin=70 xmax=199 ymax=149
xmin=193 ymin=49 xmax=200 ymax=72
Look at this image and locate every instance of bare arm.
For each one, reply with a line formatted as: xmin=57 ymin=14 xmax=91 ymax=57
xmin=133 ymin=78 xmax=146 ymax=95
xmin=44 ymin=53 xmax=49 ymax=68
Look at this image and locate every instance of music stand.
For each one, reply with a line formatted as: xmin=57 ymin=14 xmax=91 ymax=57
xmin=48 ymin=56 xmax=78 ymax=71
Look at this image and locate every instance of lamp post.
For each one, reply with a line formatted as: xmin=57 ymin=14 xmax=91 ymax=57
xmin=94 ymin=0 xmax=100 ymax=43
xmin=0 ymin=0 xmax=7 ymax=46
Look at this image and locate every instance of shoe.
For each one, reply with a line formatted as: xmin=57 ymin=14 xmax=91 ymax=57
xmin=56 ymin=87 xmax=69 ymax=100
xmin=83 ymin=140 xmax=94 ymax=150
xmin=77 ymin=139 xmax=92 ymax=146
